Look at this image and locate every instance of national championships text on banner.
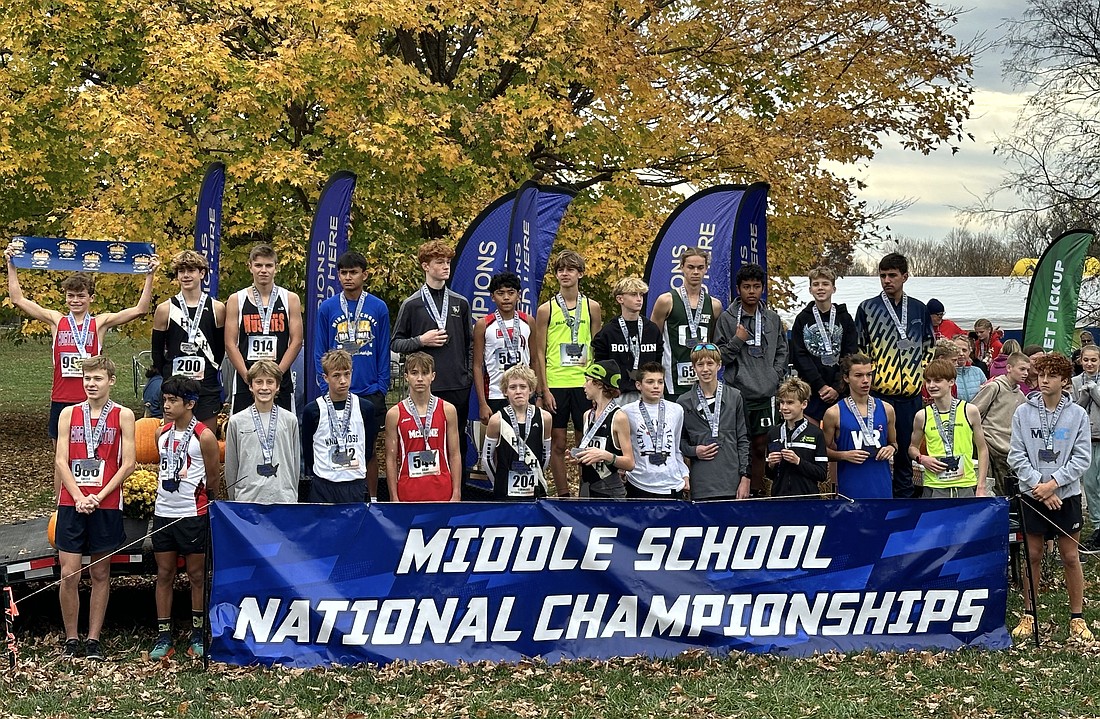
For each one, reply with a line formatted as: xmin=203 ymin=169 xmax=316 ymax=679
xmin=209 ymin=498 xmax=1012 ymax=667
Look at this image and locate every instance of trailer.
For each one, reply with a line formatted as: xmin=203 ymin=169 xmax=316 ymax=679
xmin=0 ymin=516 xmax=156 ymax=586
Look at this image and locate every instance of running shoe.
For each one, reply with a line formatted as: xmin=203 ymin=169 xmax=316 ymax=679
xmin=187 ymin=634 xmax=204 ymax=658
xmin=84 ymin=638 xmax=105 ymax=661
xmin=1011 ymin=614 xmax=1035 ymax=641
xmin=61 ymin=638 xmax=82 ymax=659
xmin=1069 ymin=618 xmax=1095 ymax=642
xmin=149 ymin=635 xmax=175 ymax=661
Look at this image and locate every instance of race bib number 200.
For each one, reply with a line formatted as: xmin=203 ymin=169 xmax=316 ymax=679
xmin=172 ymin=355 xmax=205 ymax=380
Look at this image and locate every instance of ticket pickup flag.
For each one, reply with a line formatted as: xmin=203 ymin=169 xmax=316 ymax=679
xmin=643 ymin=183 xmax=769 ymax=315
xmin=7 ymin=236 xmax=156 ymax=274
xmin=193 ymin=161 xmax=226 ymax=298
xmin=1022 ymin=228 xmax=1095 ymax=355
xmin=303 ymin=170 xmax=357 ymax=404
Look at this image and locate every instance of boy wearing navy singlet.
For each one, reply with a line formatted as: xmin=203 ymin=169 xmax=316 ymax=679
xmin=6 ymin=248 xmax=158 ymax=443
xmin=152 ymin=250 xmax=226 ymax=425
xmin=53 ymin=356 xmax=137 ymax=660
xmin=822 ymin=353 xmax=898 ymax=499
xmin=148 ymin=376 xmax=221 ymax=661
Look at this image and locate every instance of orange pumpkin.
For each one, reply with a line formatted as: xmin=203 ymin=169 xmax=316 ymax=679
xmin=135 ymin=417 xmax=163 ymax=464
xmin=47 ymin=510 xmax=58 ymax=549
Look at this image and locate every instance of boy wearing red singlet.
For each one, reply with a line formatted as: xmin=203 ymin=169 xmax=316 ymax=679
xmin=385 ymin=352 xmax=462 ymax=502
xmin=53 ymin=356 xmax=137 ymax=661
xmin=149 ymin=375 xmax=221 ymax=661
xmin=6 ymin=249 xmax=159 ymax=443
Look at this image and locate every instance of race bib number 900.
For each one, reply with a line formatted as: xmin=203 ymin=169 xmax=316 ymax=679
xmin=71 ymin=459 xmax=105 ymax=486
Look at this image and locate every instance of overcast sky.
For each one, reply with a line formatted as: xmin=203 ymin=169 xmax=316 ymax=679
xmin=853 ymin=0 xmax=1032 ymax=244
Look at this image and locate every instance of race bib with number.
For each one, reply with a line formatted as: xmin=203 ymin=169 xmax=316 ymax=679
xmin=508 ymin=462 xmax=537 ymax=498
xmin=247 ymin=334 xmax=278 ymax=361
xmin=331 ymin=447 xmax=359 ymax=469
xmin=496 ymin=348 xmax=521 ymax=368
xmin=172 ymin=355 xmax=206 ymax=380
xmin=559 ymin=344 xmax=587 ymax=367
xmin=71 ymin=459 xmax=105 ymax=486
xmin=408 ymin=449 xmax=441 ymax=477
xmin=60 ymin=353 xmax=85 ymax=378
xmin=678 ymin=324 xmax=709 ymax=345
xmin=676 ymin=362 xmax=697 ymax=384
xmin=159 ymin=455 xmax=186 ymax=481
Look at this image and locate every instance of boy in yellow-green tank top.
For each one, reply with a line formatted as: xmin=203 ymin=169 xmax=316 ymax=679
xmin=533 ymin=251 xmax=602 ymax=497
xmin=908 ymin=358 xmax=989 ymax=498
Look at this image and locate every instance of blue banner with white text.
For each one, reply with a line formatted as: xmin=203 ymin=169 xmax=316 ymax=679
xmin=209 ymin=499 xmax=1010 ymax=667
xmin=303 ymin=171 xmax=356 ymax=404
xmin=450 ymin=191 xmax=517 ymax=323
xmin=193 ymin=162 xmax=225 ymax=298
xmin=732 ymin=183 xmax=769 ymax=300
xmin=7 ymin=236 xmax=156 ymax=274
xmin=644 ymin=183 xmax=769 ymax=314
xmin=508 ymin=181 xmax=576 ymax=315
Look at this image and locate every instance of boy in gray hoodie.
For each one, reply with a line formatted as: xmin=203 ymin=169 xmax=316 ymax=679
xmin=1070 ymin=344 xmax=1100 ymax=550
xmin=1008 ymin=352 xmax=1093 ymax=643
xmin=713 ymin=263 xmax=788 ymax=495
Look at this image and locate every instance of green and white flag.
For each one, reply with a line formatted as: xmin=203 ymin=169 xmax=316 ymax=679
xmin=1022 ymin=229 xmax=1095 ymax=354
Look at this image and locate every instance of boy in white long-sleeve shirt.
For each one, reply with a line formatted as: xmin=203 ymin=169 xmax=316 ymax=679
xmin=623 ymin=362 xmax=690 ymax=499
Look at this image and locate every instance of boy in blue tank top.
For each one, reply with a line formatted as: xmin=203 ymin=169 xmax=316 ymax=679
xmin=822 ymin=353 xmax=898 ymax=499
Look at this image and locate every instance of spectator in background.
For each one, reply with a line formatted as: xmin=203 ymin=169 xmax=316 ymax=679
xmin=973 ymin=319 xmax=1002 ymax=366
xmin=952 ymin=334 xmax=987 ymax=401
xmin=1021 ymin=344 xmax=1045 ymax=395
xmin=972 ymin=352 xmax=1030 ymax=496
xmin=927 ymin=298 xmax=963 ymax=341
xmin=1070 ymin=344 xmax=1100 ymax=550
xmin=988 ymin=339 xmax=1022 ymax=379
xmin=1072 ymin=329 xmax=1095 ymax=376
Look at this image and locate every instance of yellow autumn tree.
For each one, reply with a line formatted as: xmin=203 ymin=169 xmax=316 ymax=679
xmin=0 ymin=0 xmax=972 ymax=327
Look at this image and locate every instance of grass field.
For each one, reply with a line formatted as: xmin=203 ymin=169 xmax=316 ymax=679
xmin=1 ymin=337 xmax=1099 ymax=718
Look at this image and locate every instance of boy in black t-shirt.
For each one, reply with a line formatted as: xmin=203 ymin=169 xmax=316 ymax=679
xmin=766 ymin=378 xmax=828 ymax=497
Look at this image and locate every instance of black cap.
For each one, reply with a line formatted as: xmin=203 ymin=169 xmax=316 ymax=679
xmin=927 ymin=298 xmax=945 ymax=315
xmin=584 ymin=360 xmax=623 ymax=390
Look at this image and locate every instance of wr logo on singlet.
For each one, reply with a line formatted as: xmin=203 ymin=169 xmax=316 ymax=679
xmin=850 ymin=429 xmax=882 ymax=449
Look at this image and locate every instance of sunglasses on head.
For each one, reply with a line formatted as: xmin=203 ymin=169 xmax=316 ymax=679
xmin=692 ymin=343 xmax=718 ymax=351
